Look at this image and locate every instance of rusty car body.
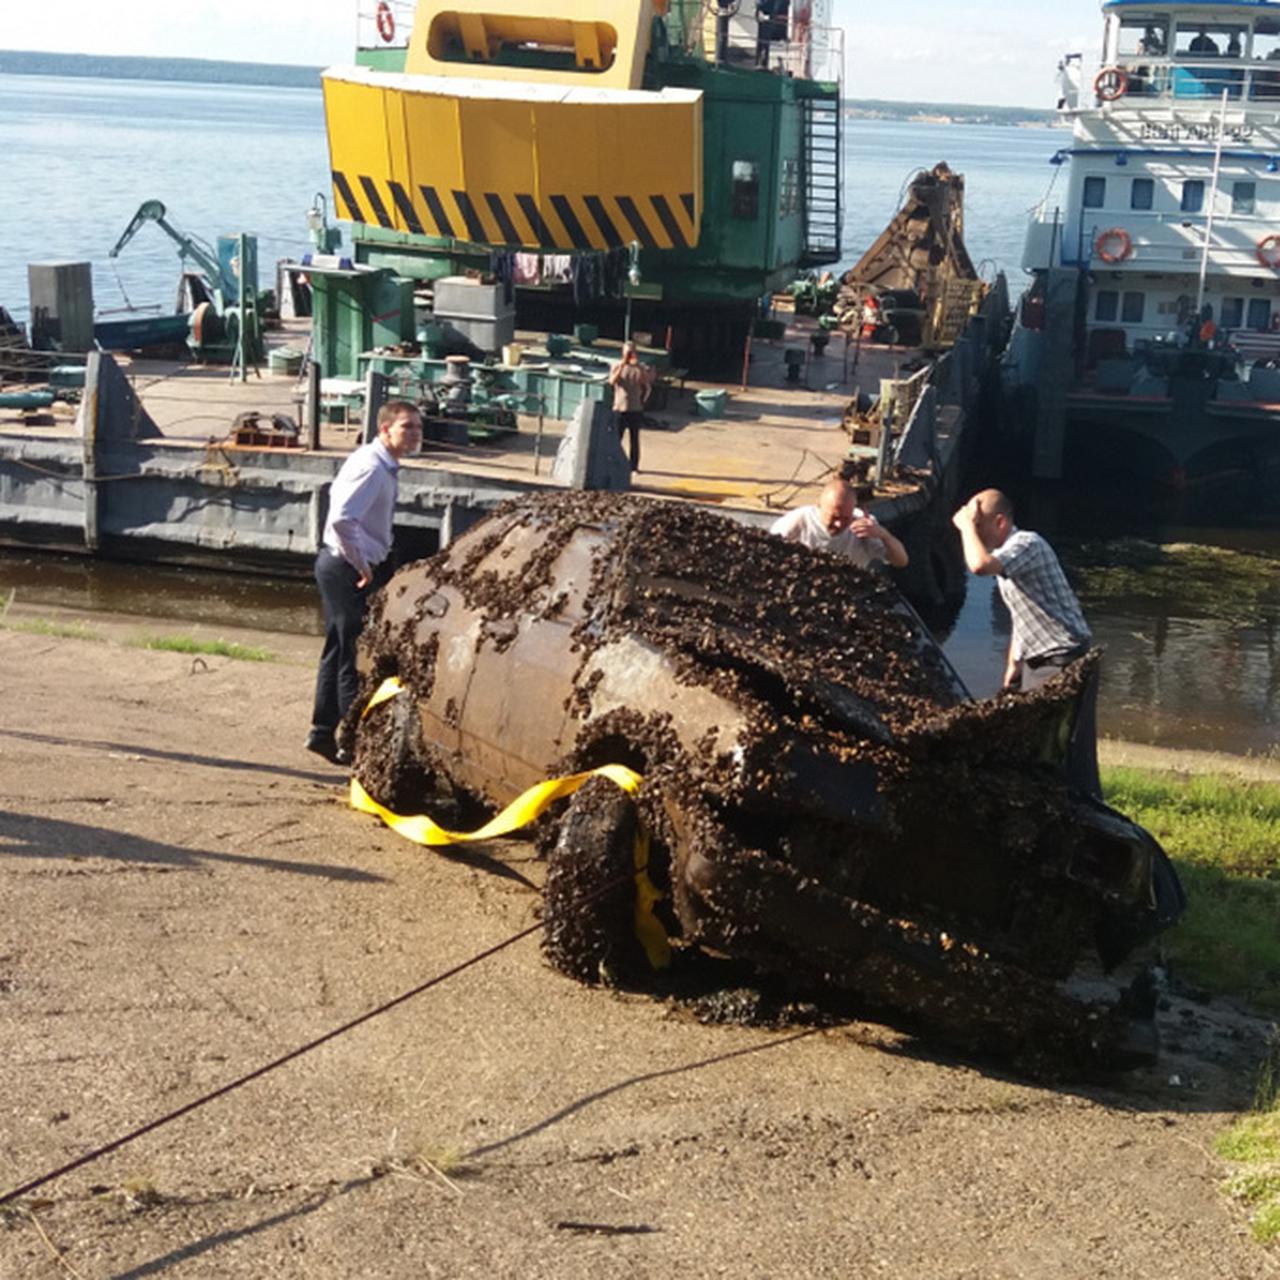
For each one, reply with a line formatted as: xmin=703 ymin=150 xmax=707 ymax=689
xmin=350 ymin=493 xmax=1185 ymax=1063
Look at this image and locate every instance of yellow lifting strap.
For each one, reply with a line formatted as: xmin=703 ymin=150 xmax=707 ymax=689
xmin=349 ymin=678 xmax=671 ymax=968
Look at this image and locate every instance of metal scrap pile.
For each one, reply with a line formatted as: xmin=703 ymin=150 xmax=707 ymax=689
xmin=833 ymin=162 xmax=984 ymax=348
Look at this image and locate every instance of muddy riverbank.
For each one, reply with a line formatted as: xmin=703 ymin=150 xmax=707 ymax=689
xmin=0 ymin=614 xmax=1276 ymax=1278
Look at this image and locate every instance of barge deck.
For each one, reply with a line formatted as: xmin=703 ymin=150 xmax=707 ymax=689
xmin=0 ymin=298 xmax=1003 ymax=606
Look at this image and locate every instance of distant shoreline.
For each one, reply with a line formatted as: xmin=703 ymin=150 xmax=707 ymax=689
xmin=0 ymin=49 xmax=1055 ymax=123
xmin=0 ymin=49 xmax=323 ymax=90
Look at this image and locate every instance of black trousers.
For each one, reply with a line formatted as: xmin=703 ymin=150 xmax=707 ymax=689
xmin=310 ymin=550 xmax=390 ymax=734
xmin=615 ymin=410 xmax=642 ymax=470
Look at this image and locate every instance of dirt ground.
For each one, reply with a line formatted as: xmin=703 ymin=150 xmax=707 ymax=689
xmin=1 ymin=613 xmax=1277 ymax=1279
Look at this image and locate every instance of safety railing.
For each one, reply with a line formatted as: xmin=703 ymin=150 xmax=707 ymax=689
xmin=1067 ymin=209 xmax=1280 ymax=273
xmin=682 ymin=5 xmax=843 ymax=84
xmin=1064 ymin=54 xmax=1280 ymax=110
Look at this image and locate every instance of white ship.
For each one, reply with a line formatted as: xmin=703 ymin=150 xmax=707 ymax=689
xmin=1008 ymin=0 xmax=1280 ymax=513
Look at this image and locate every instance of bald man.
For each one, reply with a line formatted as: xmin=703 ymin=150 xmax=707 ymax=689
xmin=770 ymin=478 xmax=908 ymax=570
xmin=952 ymin=488 xmax=1099 ymax=795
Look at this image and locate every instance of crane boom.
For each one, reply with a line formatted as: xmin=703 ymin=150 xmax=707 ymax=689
xmin=109 ymin=200 xmax=230 ymax=299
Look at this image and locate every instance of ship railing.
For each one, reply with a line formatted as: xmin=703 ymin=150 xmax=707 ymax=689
xmin=881 ymin=281 xmax=1008 ymax=476
xmin=1022 ymin=202 xmax=1065 ymax=272
xmin=357 ymin=0 xmax=415 ymax=50
xmin=1069 ymin=54 xmax=1280 ymax=109
xmin=683 ymin=5 xmax=844 ymax=85
xmin=1073 ymin=211 xmax=1280 ymax=272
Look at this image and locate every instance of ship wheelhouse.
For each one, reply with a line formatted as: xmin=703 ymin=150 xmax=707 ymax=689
xmin=1026 ymin=0 xmax=1280 ymax=360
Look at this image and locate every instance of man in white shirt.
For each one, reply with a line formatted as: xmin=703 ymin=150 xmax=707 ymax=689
xmin=307 ymin=400 xmax=423 ymax=765
xmin=769 ymin=477 xmax=909 ymax=570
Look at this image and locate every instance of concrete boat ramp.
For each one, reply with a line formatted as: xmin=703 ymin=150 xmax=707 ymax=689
xmin=0 ymin=310 xmax=998 ymax=590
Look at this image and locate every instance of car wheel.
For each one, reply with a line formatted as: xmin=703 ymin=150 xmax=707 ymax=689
xmin=353 ymin=687 xmax=451 ymax=817
xmin=542 ymin=775 xmax=647 ymax=984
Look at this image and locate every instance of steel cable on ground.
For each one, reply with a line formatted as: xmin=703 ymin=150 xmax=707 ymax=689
xmin=0 ymin=881 xmax=625 ymax=1209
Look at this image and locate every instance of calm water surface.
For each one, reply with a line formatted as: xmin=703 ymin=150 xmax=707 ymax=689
xmin=0 ymin=76 xmax=1274 ymax=756
xmin=0 ymin=74 xmax=329 ymax=322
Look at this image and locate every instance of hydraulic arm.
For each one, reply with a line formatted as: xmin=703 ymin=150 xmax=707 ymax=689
xmin=109 ymin=200 xmax=234 ymax=302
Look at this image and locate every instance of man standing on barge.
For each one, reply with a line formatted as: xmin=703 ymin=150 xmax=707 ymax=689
xmin=306 ymin=399 xmax=422 ymax=766
xmin=607 ymin=341 xmax=653 ymax=471
xmin=952 ymin=488 xmax=1099 ymax=796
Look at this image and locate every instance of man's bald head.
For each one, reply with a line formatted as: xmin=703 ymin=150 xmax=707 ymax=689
xmin=816 ymin=478 xmax=857 ymax=534
xmin=973 ymin=488 xmax=1014 ymax=521
xmin=969 ymin=488 xmax=1015 ymax=550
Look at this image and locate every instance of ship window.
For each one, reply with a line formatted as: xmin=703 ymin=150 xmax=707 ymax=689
xmin=1255 ymin=20 xmax=1280 ymax=61
xmin=1095 ymin=289 xmax=1119 ymax=321
xmin=1181 ymin=180 xmax=1205 ymax=212
xmin=1173 ymin=23 xmax=1244 ymax=59
xmin=1254 ymin=21 xmax=1280 ymax=99
xmin=731 ymin=160 xmax=760 ymax=220
xmin=1117 ymin=19 xmax=1168 ymax=59
xmin=1233 ymin=181 xmax=1257 ymax=214
xmin=1122 ymin=291 xmax=1146 ymax=323
xmin=1130 ymin=178 xmax=1154 ymax=210
xmin=1083 ymin=176 xmax=1106 ymax=209
xmin=1221 ymin=297 xmax=1245 ymax=328
xmin=1248 ymin=297 xmax=1272 ymax=329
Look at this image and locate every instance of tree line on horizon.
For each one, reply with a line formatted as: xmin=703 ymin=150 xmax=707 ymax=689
xmin=0 ymin=49 xmax=1055 ymax=122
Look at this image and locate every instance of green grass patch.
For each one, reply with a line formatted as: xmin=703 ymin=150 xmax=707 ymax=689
xmin=0 ymin=617 xmax=102 ymax=641
xmin=132 ymin=634 xmax=275 ymax=662
xmin=1218 ymin=1039 xmax=1280 ymax=1244
xmin=1101 ymin=765 xmax=1280 ymax=1012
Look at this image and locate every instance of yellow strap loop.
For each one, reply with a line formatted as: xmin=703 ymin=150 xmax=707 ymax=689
xmin=361 ymin=675 xmax=404 ymax=718
xmin=631 ymin=827 xmax=672 ymax=970
xmin=349 ymin=764 xmax=642 ymax=846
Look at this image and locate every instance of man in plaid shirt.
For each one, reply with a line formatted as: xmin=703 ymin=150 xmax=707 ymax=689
xmin=952 ymin=488 xmax=1099 ymax=796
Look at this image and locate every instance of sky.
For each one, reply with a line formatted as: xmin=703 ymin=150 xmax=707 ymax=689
xmin=4 ymin=0 xmax=1109 ymax=108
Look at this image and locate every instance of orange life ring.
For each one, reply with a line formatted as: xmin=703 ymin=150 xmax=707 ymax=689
xmin=376 ymin=0 xmax=396 ymax=42
xmin=1095 ymin=227 xmax=1133 ymax=264
xmin=1257 ymin=234 xmax=1280 ymax=269
xmin=1094 ymin=66 xmax=1129 ymax=102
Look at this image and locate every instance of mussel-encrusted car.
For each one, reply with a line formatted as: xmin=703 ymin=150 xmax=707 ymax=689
xmin=350 ymin=493 xmax=1185 ymax=1063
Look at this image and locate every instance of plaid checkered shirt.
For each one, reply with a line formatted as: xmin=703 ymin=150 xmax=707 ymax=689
xmin=992 ymin=529 xmax=1091 ymax=662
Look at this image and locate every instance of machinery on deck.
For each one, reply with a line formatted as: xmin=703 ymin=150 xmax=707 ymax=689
xmin=835 ymin=163 xmax=985 ymax=350
xmin=108 ymin=199 xmax=266 ymax=367
xmin=318 ymin=0 xmax=844 ymax=368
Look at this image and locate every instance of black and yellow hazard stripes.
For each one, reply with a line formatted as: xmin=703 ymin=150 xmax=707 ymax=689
xmin=322 ymin=68 xmax=702 ymax=252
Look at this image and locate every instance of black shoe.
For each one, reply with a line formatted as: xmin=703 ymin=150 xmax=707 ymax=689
xmin=305 ymin=729 xmax=341 ymax=764
xmin=334 ymin=746 xmax=352 ymax=766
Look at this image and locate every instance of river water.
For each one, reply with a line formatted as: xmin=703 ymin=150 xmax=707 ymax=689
xmin=0 ymin=74 xmax=1276 ymax=756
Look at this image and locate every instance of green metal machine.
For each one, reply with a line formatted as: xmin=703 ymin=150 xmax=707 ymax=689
xmin=109 ymin=199 xmax=266 ymax=371
xmin=321 ymin=0 xmax=843 ymax=368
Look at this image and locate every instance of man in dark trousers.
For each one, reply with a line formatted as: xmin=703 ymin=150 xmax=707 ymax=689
xmin=306 ymin=399 xmax=422 ymax=765
xmin=607 ymin=341 xmax=653 ymax=471
xmin=952 ymin=488 xmax=1100 ymax=797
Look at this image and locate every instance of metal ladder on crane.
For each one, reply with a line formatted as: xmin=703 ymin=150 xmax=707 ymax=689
xmin=801 ymin=91 xmax=842 ymax=267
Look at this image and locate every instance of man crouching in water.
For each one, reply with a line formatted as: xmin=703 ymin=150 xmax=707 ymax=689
xmin=952 ymin=488 xmax=1100 ymax=797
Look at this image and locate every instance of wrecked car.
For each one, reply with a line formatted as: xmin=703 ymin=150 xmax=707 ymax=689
xmin=350 ymin=493 xmax=1185 ymax=1064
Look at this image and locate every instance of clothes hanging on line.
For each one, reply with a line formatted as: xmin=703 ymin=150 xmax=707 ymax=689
xmin=513 ymin=252 xmax=542 ymax=285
